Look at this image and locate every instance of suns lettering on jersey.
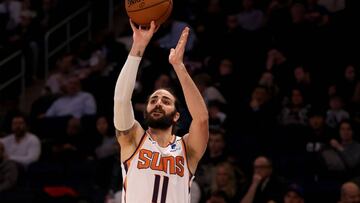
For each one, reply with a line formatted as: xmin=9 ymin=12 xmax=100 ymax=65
xmin=137 ymin=149 xmax=185 ymax=177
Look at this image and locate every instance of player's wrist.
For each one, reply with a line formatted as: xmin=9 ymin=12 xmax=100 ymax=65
xmin=130 ymin=44 xmax=147 ymax=57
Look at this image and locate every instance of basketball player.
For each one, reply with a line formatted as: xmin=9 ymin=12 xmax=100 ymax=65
xmin=114 ymin=20 xmax=209 ymax=203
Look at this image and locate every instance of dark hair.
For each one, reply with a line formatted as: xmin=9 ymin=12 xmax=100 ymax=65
xmin=145 ymin=88 xmax=181 ymax=135
xmin=338 ymin=119 xmax=353 ymax=131
xmin=146 ymin=88 xmax=181 ymax=112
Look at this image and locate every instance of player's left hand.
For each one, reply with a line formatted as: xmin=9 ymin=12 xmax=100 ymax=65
xmin=169 ymin=27 xmax=189 ymax=66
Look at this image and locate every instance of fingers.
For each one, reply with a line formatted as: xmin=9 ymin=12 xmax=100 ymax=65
xmin=176 ymin=27 xmax=190 ymax=52
xmin=129 ymin=19 xmax=137 ymax=31
xmin=149 ymin=21 xmax=156 ymax=33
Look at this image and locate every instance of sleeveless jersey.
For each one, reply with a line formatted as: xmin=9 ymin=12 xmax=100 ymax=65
xmin=121 ymin=131 xmax=194 ymax=203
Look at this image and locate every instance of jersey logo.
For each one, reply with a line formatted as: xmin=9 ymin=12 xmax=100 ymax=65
xmin=137 ymin=149 xmax=184 ymax=177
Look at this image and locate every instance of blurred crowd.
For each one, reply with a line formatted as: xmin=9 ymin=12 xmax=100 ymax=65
xmin=1 ymin=0 xmax=360 ymax=202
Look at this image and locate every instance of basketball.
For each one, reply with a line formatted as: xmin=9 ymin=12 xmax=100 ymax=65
xmin=125 ymin=0 xmax=173 ymax=27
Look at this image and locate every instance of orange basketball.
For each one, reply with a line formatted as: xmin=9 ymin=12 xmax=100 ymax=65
xmin=125 ymin=0 xmax=173 ymax=27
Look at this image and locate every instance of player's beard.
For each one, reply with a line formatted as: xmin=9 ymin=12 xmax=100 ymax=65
xmin=144 ymin=106 xmax=177 ymax=130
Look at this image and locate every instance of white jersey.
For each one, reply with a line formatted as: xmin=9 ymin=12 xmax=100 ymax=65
xmin=121 ymin=131 xmax=194 ymax=203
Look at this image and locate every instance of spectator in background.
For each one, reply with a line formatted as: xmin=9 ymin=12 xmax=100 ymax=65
xmin=206 ymin=190 xmax=229 ymax=203
xmin=45 ymin=53 xmax=75 ymax=95
xmin=0 ymin=0 xmax=22 ymax=32
xmin=240 ymin=156 xmax=287 ymax=203
xmin=213 ymin=58 xmax=239 ymax=102
xmin=305 ymin=110 xmax=332 ymax=153
xmin=45 ymin=76 xmax=97 ymax=118
xmin=194 ymin=73 xmax=227 ymax=105
xmin=292 ymin=66 xmax=314 ymax=99
xmin=326 ymin=95 xmax=350 ymax=129
xmin=284 ymin=183 xmax=305 ymax=203
xmin=93 ymin=116 xmax=118 ymax=190
xmin=321 ymin=120 xmax=360 ymax=180
xmin=266 ymin=48 xmax=293 ymax=94
xmin=156 ymin=17 xmax=197 ymax=52
xmin=197 ymin=128 xmax=229 ymax=195
xmin=258 ymin=71 xmax=280 ymax=101
xmin=94 ymin=116 xmax=118 ymax=160
xmin=279 ymin=88 xmax=311 ymax=126
xmin=0 ymin=141 xmax=18 ymax=193
xmin=51 ymin=117 xmax=90 ymax=161
xmin=338 ymin=182 xmax=360 ymax=203
xmin=0 ymin=115 xmax=41 ymax=167
xmin=211 ymin=162 xmax=241 ymax=202
xmin=304 ymin=0 xmax=330 ymax=26
xmin=237 ymin=0 xmax=264 ymax=31
xmin=208 ymin=101 xmax=227 ymax=129
xmin=335 ymin=65 xmax=360 ymax=105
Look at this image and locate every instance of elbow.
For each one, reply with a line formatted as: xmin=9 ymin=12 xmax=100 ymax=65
xmin=194 ymin=113 xmax=209 ymax=125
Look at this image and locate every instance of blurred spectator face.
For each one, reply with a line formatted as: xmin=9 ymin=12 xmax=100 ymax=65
xmin=66 ymin=118 xmax=81 ymax=136
xmin=209 ymin=132 xmax=225 ymax=156
xmin=226 ymin=15 xmax=239 ymax=30
xmin=339 ymin=122 xmax=353 ymax=143
xmin=65 ymin=77 xmax=81 ymax=95
xmin=58 ymin=55 xmax=74 ymax=73
xmin=42 ymin=0 xmax=52 ymax=11
xmin=341 ymin=182 xmax=360 ymax=203
xmin=252 ymin=87 xmax=268 ymax=105
xmin=291 ymin=89 xmax=304 ymax=106
xmin=294 ymin=66 xmax=306 ymax=82
xmin=284 ymin=191 xmax=304 ymax=203
xmin=154 ymin=74 xmax=171 ymax=90
xmin=207 ymin=0 xmax=221 ymax=14
xmin=291 ymin=3 xmax=306 ymax=22
xmin=268 ymin=49 xmax=286 ymax=65
xmin=11 ymin=116 xmax=26 ymax=137
xmin=219 ymin=59 xmax=233 ymax=76
xmin=329 ymin=97 xmax=343 ymax=110
xmin=259 ymin=72 xmax=274 ymax=86
xmin=345 ymin=65 xmax=356 ymax=81
xmin=309 ymin=115 xmax=324 ymax=129
xmin=20 ymin=13 xmax=33 ymax=27
xmin=96 ymin=117 xmax=109 ymax=136
xmin=254 ymin=157 xmax=272 ymax=179
xmin=243 ymin=0 xmax=254 ymax=10
xmin=215 ymin=164 xmax=232 ymax=188
xmin=290 ymin=3 xmax=305 ymax=23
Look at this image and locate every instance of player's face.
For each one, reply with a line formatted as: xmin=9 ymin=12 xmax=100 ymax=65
xmin=145 ymin=89 xmax=179 ymax=129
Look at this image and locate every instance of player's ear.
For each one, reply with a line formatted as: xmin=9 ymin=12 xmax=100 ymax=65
xmin=174 ymin=112 xmax=180 ymax=122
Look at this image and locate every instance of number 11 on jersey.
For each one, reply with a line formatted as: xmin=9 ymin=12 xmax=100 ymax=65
xmin=152 ymin=175 xmax=169 ymax=203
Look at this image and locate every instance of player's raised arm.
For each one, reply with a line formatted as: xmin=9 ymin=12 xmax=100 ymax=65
xmin=114 ymin=21 xmax=157 ymax=149
xmin=169 ymin=27 xmax=209 ymax=174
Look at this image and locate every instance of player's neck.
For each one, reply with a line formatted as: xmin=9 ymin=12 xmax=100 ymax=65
xmin=147 ymin=128 xmax=174 ymax=147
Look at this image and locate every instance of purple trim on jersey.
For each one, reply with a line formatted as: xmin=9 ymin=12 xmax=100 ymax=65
xmin=181 ymin=138 xmax=193 ymax=177
xmin=122 ymin=132 xmax=147 ymax=170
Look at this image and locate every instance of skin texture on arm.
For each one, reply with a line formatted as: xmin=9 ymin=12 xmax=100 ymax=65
xmin=114 ymin=21 xmax=158 ymax=161
xmin=169 ymin=27 xmax=209 ymax=174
